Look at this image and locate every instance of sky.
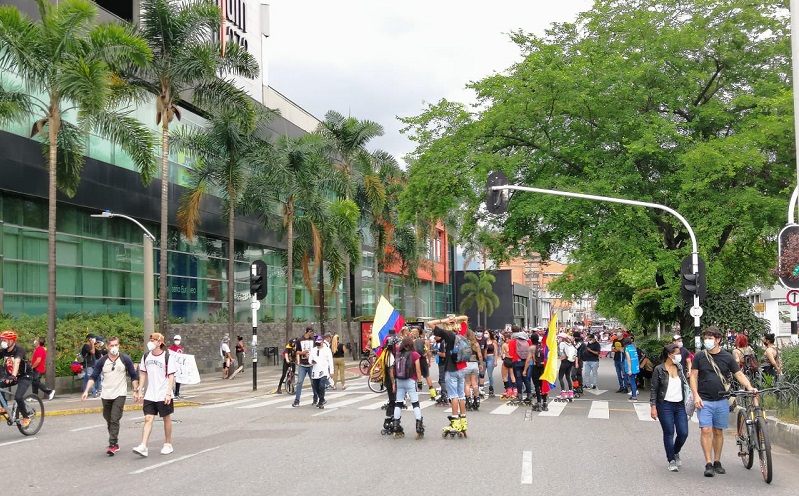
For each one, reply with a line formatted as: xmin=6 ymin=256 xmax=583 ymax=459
xmin=264 ymin=1 xmax=594 ymax=163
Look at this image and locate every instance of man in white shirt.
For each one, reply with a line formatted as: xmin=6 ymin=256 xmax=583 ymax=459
xmin=133 ymin=333 xmax=178 ymax=457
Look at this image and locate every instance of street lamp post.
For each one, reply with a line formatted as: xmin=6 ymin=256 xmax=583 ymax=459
xmin=91 ymin=211 xmax=156 ymax=343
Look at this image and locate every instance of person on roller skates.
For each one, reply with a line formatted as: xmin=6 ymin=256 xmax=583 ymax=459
xmin=390 ymin=337 xmax=426 ymax=439
xmin=411 ymin=327 xmax=439 ymax=401
xmin=463 ymin=329 xmax=483 ymax=410
xmin=430 ymin=315 xmax=470 ymax=437
xmin=378 ymin=335 xmax=399 ymax=435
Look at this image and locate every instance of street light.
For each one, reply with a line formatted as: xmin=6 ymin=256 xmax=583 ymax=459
xmin=91 ymin=210 xmax=156 ymax=342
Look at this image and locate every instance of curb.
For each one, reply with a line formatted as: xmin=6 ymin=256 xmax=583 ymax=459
xmin=766 ymin=415 xmax=799 ymax=454
xmin=46 ymin=401 xmax=201 ymax=417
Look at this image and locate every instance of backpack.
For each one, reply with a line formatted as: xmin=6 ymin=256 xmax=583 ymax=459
xmin=451 ymin=334 xmax=472 ymax=363
xmin=516 ymin=338 xmax=530 ymax=360
xmin=533 ymin=344 xmax=546 ymax=367
xmin=142 ymin=350 xmax=170 ymax=378
xmin=395 ymin=350 xmax=414 ymax=379
xmin=744 ymin=353 xmax=759 ymax=373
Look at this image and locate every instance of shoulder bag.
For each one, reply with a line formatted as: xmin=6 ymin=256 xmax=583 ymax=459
xmin=704 ymin=350 xmax=736 ymax=412
xmin=676 ymin=367 xmax=695 ymax=419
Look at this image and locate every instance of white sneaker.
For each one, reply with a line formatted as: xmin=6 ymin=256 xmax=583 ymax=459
xmin=48 ymin=390 xmax=55 ymax=401
xmin=160 ymin=443 xmax=173 ymax=455
xmin=132 ymin=445 xmax=148 ymax=457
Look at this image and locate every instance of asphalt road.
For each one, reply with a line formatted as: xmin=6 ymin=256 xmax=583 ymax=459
xmin=5 ymin=359 xmax=799 ymax=495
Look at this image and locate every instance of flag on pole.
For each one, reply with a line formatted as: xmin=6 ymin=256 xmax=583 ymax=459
xmin=539 ymin=314 xmax=559 ymax=394
xmin=370 ymin=296 xmax=405 ymax=349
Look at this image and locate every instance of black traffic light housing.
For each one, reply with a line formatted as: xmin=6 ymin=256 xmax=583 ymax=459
xmin=680 ymin=255 xmax=706 ymax=304
xmin=486 ymin=171 xmax=511 ymax=214
xmin=250 ymin=260 xmax=267 ymax=300
xmin=778 ymin=224 xmax=799 ymax=289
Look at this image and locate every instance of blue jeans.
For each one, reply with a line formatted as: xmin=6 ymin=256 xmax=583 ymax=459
xmin=513 ymin=361 xmax=531 ymax=397
xmin=83 ymin=367 xmax=96 ymax=395
xmin=656 ymin=401 xmax=689 ymax=462
xmin=445 ymin=368 xmax=466 ymax=399
xmin=614 ymin=360 xmax=628 ymax=389
xmin=294 ymin=366 xmax=315 ymax=403
xmin=485 ymin=356 xmax=495 ymax=389
xmin=628 ymin=373 xmax=638 ymax=398
xmin=583 ymin=361 xmax=599 ymax=387
xmin=394 ymin=378 xmax=421 ymax=420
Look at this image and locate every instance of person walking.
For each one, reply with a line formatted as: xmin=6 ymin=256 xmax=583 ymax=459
xmin=672 ymin=334 xmax=692 ymax=375
xmin=168 ymin=335 xmax=184 ymax=398
xmin=690 ymin=326 xmax=756 ymax=477
xmin=331 ymin=333 xmax=347 ymax=390
xmin=29 ymin=338 xmax=55 ymax=400
xmin=760 ymin=333 xmax=783 ymax=381
xmin=220 ymin=335 xmax=232 ymax=379
xmin=81 ymin=336 xmax=139 ymax=455
xmin=613 ymin=338 xmax=629 ymax=393
xmin=557 ymin=333 xmax=578 ymax=401
xmin=80 ymin=333 xmax=99 ymax=397
xmin=582 ymin=333 xmax=601 ymax=389
xmin=309 ymin=336 xmax=333 ymax=408
xmin=649 ymin=344 xmax=689 ymax=472
xmin=624 ymin=337 xmax=640 ymax=401
xmin=292 ymin=327 xmax=316 ymax=407
xmin=133 ymin=333 xmax=178 ymax=457
xmin=236 ymin=336 xmax=246 ymax=370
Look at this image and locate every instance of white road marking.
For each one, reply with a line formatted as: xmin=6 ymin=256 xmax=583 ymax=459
xmin=70 ymin=424 xmax=107 ymax=432
xmin=276 ymin=392 xmax=348 ymax=409
xmin=633 ymin=402 xmax=655 ymax=421
xmin=323 ymin=395 xmax=375 ymax=409
xmin=199 ymin=398 xmax=261 ymax=409
xmin=538 ymin=400 xmax=567 ymax=417
xmin=312 ymin=407 xmax=338 ymax=416
xmin=588 ymin=401 xmax=610 ymax=419
xmin=521 ymin=451 xmax=533 ymax=484
xmin=585 ymin=388 xmax=608 ymax=395
xmin=358 ymin=401 xmax=388 ymax=410
xmin=489 ymin=403 xmax=519 ymax=415
xmin=0 ymin=438 xmax=35 ymax=447
xmin=129 ymin=446 xmax=220 ymax=474
xmin=236 ymin=397 xmax=294 ymax=409
xmin=417 ymin=400 xmax=436 ymax=410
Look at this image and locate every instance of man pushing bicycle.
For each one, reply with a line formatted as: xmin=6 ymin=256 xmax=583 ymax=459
xmin=0 ymin=330 xmax=33 ymax=428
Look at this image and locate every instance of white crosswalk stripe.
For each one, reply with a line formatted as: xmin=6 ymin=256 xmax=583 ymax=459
xmin=633 ymin=402 xmax=656 ymax=421
xmin=588 ymin=400 xmax=610 ymax=419
xmin=359 ymin=400 xmax=388 ymax=410
xmin=489 ymin=403 xmax=520 ymax=415
xmin=538 ymin=399 xmax=567 ymax=416
xmin=323 ymin=395 xmax=378 ymax=409
xmin=236 ymin=396 xmax=294 ymax=409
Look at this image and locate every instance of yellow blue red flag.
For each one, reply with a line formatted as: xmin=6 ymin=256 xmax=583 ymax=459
xmin=540 ymin=314 xmax=559 ymax=392
xmin=370 ymin=296 xmax=405 ymax=349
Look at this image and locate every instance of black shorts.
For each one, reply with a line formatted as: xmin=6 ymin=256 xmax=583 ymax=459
xmin=503 ymin=357 xmax=513 ymax=369
xmin=143 ymin=399 xmax=174 ymax=417
xmin=418 ymin=356 xmax=429 ymax=378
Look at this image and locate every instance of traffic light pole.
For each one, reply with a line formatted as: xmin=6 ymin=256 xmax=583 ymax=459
xmin=491 ymin=184 xmax=704 ymax=349
xmin=784 ymin=186 xmax=799 ymax=344
xmin=251 ymin=293 xmax=258 ymax=391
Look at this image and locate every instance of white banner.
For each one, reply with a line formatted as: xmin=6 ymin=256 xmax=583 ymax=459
xmin=173 ymin=354 xmax=201 ymax=385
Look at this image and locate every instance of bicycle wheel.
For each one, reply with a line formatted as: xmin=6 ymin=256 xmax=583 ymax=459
xmin=17 ymin=394 xmax=44 ymax=436
xmin=359 ymin=359 xmax=371 ymax=376
xmin=737 ymin=410 xmax=753 ymax=469
xmin=285 ymin=372 xmax=295 ymax=394
xmin=367 ymin=378 xmax=386 ymax=393
xmin=755 ymin=416 xmax=773 ymax=483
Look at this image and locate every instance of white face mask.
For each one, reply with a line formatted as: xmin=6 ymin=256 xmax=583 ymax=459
xmin=146 ymin=341 xmax=157 ymax=352
xmin=0 ymin=341 xmax=7 ymax=350
xmin=703 ymin=338 xmax=716 ymax=350
xmin=671 ymin=354 xmax=682 ymax=364
xmin=676 ymin=342 xmax=683 ymax=348
xmin=109 ymin=346 xmax=120 ymax=356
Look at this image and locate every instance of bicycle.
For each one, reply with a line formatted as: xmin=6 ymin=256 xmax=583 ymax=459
xmin=731 ymin=386 xmax=790 ymax=484
xmin=0 ymin=385 xmax=44 ymax=436
xmin=284 ymin=366 xmax=296 ymax=395
xmin=359 ymin=353 xmax=374 ymax=376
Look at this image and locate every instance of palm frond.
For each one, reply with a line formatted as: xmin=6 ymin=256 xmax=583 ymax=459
xmin=216 ymin=41 xmax=259 ymax=79
xmin=89 ymin=22 xmax=152 ymax=70
xmin=193 ymin=78 xmax=254 ymax=121
xmin=177 ymin=176 xmax=209 ymax=241
xmin=0 ymin=85 xmax=35 ymax=124
xmin=39 ymin=120 xmax=86 ymax=198
xmin=90 ymin=111 xmax=157 ymax=184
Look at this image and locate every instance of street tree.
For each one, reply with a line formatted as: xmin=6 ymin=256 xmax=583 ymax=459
xmin=0 ymin=0 xmax=156 ymax=386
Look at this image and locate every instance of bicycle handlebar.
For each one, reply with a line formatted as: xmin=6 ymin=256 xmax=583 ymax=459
xmin=727 ymin=386 xmax=791 ymax=398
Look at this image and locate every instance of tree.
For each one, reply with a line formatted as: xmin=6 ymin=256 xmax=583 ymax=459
xmin=130 ymin=0 xmax=258 ymax=333
xmin=318 ymin=111 xmax=383 ymax=324
xmin=172 ymin=106 xmax=267 ymax=338
xmin=0 ymin=0 xmax=156 ymax=386
xmin=402 ymin=0 xmax=793 ymax=328
xmin=459 ymin=271 xmax=500 ymax=328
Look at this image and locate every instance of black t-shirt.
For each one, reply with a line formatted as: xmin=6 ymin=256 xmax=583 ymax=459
xmin=583 ymin=341 xmax=601 ymax=362
xmin=477 ymin=337 xmax=487 ymax=356
xmin=1 ymin=344 xmax=26 ymax=377
xmin=333 ymin=342 xmax=345 ymax=358
xmin=679 ymin=347 xmax=691 ymax=374
xmin=693 ymin=349 xmax=740 ymax=401
xmin=296 ymin=336 xmax=315 ymax=367
xmin=432 ymin=326 xmax=457 ymax=372
xmin=81 ymin=343 xmax=97 ymax=367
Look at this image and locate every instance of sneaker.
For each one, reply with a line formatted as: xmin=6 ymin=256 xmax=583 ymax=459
xmin=173 ymin=394 xmax=181 ymax=399
xmin=704 ymin=463 xmax=714 ymax=477
xmin=132 ymin=445 xmax=148 ymax=457
xmin=628 ymin=396 xmax=637 ymax=402
xmin=48 ymin=390 xmax=56 ymax=401
xmin=668 ymin=460 xmax=678 ymax=472
xmin=106 ymin=444 xmax=119 ymax=456
xmin=20 ymin=418 xmax=31 ymax=428
xmin=674 ymin=453 xmax=681 ymax=467
xmin=161 ymin=443 xmax=173 ymax=455
xmin=713 ymin=461 xmax=725 ymax=474
xmin=616 ymin=388 xmax=626 ymax=393
xmin=591 ymin=385 xmax=597 ymax=390
xmin=318 ymin=399 xmax=327 ymax=407
xmin=312 ymin=399 xmax=317 ymax=406
xmin=291 ymin=401 xmax=299 ymax=407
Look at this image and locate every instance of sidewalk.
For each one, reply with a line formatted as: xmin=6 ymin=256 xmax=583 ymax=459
xmin=44 ymin=360 xmax=365 ymax=417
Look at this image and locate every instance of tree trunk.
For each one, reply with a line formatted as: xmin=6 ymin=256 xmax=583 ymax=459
xmin=285 ymin=205 xmax=294 ymax=344
xmin=374 ymin=243 xmax=380 ymax=303
xmin=335 ymin=282 xmax=342 ymax=337
xmin=344 ymin=256 xmax=352 ymax=340
xmin=45 ymin=108 xmax=60 ymax=388
xmin=318 ymin=259 xmax=325 ymax=334
xmin=227 ymin=197 xmax=235 ymax=339
xmin=158 ymin=118 xmax=170 ymax=334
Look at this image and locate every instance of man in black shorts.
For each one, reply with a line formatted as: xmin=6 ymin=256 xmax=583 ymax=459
xmin=0 ymin=330 xmax=33 ymax=427
xmin=133 ymin=333 xmax=178 ymax=457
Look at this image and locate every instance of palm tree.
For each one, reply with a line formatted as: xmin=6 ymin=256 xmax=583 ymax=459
xmin=172 ymin=106 xmax=267 ymax=338
xmin=459 ymin=271 xmax=500 ymax=328
xmin=129 ymin=0 xmax=258 ymax=333
xmin=317 ymin=110 xmax=383 ymax=327
xmin=0 ymin=0 xmax=156 ymax=386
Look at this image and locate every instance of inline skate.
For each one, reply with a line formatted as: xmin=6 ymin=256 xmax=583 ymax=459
xmin=488 ymin=386 xmax=495 ymax=398
xmin=392 ymin=419 xmax=404 ymax=439
xmin=380 ymin=416 xmax=394 ymax=435
xmin=415 ymin=418 xmax=425 ymax=440
xmin=554 ymin=391 xmax=569 ymax=403
xmin=472 ymin=395 xmax=481 ymax=411
xmin=442 ymin=415 xmax=462 ymax=438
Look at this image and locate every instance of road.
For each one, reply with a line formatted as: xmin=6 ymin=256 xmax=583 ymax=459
xmin=5 ymin=360 xmax=799 ymax=495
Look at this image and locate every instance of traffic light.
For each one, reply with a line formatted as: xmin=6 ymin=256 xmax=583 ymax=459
xmin=250 ymin=260 xmax=267 ymax=300
xmin=680 ymin=255 xmax=706 ymax=304
xmin=486 ymin=171 xmax=510 ymax=214
xmin=778 ymin=224 xmax=799 ymax=289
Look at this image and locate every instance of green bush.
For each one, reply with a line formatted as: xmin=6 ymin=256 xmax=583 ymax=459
xmin=0 ymin=312 xmax=144 ymax=376
xmin=781 ymin=345 xmax=799 ymax=380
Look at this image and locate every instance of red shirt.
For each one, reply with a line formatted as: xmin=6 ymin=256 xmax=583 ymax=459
xmin=31 ymin=346 xmax=46 ymax=373
xmin=168 ymin=344 xmax=184 ymax=353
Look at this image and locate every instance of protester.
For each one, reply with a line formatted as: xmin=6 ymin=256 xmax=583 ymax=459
xmin=582 ymin=333 xmax=601 ymax=389
xmin=391 ymin=336 xmax=425 ymax=439
xmin=690 ymin=326 xmax=756 ymax=477
xmin=81 ymin=336 xmax=139 ymax=456
xmin=30 ymin=338 xmax=55 ymax=400
xmin=557 ymin=333 xmax=578 ymax=401
xmin=613 ymin=340 xmax=628 ymax=393
xmin=430 ymin=314 xmax=470 ymax=436
xmin=624 ymin=337 xmax=640 ymax=401
xmin=650 ymin=344 xmax=689 ymax=472
xmin=168 ymin=335 xmax=184 ymax=398
xmin=483 ymin=330 xmax=498 ymax=396
xmin=309 ymin=336 xmax=334 ymax=408
xmin=80 ymin=333 xmax=99 ymax=397
xmin=292 ymin=327 xmax=316 ymax=407
xmin=133 ymin=333 xmax=178 ymax=457
xmin=0 ymin=330 xmax=33 ymax=428
xmin=672 ymin=334 xmax=692 ymax=375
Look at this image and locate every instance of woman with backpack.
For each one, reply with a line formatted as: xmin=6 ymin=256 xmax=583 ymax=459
xmin=732 ymin=334 xmax=756 ymax=380
xmin=623 ymin=337 xmax=640 ymax=401
xmin=463 ymin=329 xmax=484 ymax=410
xmin=528 ymin=334 xmax=548 ymax=411
xmin=391 ymin=336 xmax=425 ymax=439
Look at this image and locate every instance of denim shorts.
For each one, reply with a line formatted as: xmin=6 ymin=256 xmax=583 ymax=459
xmin=464 ymin=362 xmax=479 ymax=378
xmin=697 ymin=399 xmax=729 ymax=429
xmin=445 ymin=368 xmax=466 ymax=399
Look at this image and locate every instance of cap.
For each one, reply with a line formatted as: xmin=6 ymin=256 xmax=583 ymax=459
xmin=315 ymin=336 xmax=324 ymax=344
xmin=150 ymin=332 xmax=165 ymax=342
xmin=557 ymin=332 xmax=568 ymax=339
xmin=672 ymin=334 xmax=682 ymax=341
xmin=87 ymin=333 xmax=96 ymax=340
xmin=173 ymin=335 xmax=182 ymax=341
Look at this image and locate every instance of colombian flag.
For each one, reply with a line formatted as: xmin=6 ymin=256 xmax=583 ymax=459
xmin=370 ymin=296 xmax=405 ymax=349
xmin=539 ymin=314 xmax=558 ymax=394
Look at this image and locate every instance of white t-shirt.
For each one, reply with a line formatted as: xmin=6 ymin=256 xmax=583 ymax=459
xmin=221 ymin=342 xmax=231 ymax=357
xmin=140 ymin=350 xmax=178 ymax=402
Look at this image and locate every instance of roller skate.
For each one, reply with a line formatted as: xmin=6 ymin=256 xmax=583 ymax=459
xmin=465 ymin=396 xmax=473 ymax=411
xmin=415 ymin=418 xmax=425 ymax=440
xmin=392 ymin=419 xmax=404 ymax=439
xmin=488 ymin=386 xmax=495 ymax=398
xmin=532 ymin=401 xmax=541 ymax=412
xmin=380 ymin=416 xmax=394 ymax=435
xmin=541 ymin=395 xmax=549 ymax=411
xmin=381 ymin=402 xmax=389 ymax=410
xmin=478 ymin=386 xmax=487 ymax=400
xmin=435 ymin=393 xmax=449 ymax=407
xmin=458 ymin=415 xmax=468 ymax=438
xmin=429 ymin=387 xmax=439 ymax=401
xmin=472 ymin=396 xmax=481 ymax=411
xmin=500 ymin=388 xmax=512 ymax=400
xmin=521 ymin=395 xmax=532 ymax=406
xmin=567 ymin=390 xmax=574 ymax=402
xmin=417 ymin=381 xmax=423 ymax=391
xmin=554 ymin=391 xmax=568 ymax=403
xmin=442 ymin=415 xmax=460 ymax=438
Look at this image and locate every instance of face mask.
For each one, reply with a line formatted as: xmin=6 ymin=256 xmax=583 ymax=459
xmin=0 ymin=341 xmax=7 ymax=350
xmin=671 ymin=354 xmax=682 ymax=364
xmin=703 ymin=338 xmax=716 ymax=350
xmin=147 ymin=341 xmax=157 ymax=352
xmin=677 ymin=342 xmax=683 ymax=348
xmin=109 ymin=346 xmax=120 ymax=356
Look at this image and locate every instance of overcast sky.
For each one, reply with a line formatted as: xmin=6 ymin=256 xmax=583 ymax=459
xmin=264 ymin=1 xmax=594 ymax=163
